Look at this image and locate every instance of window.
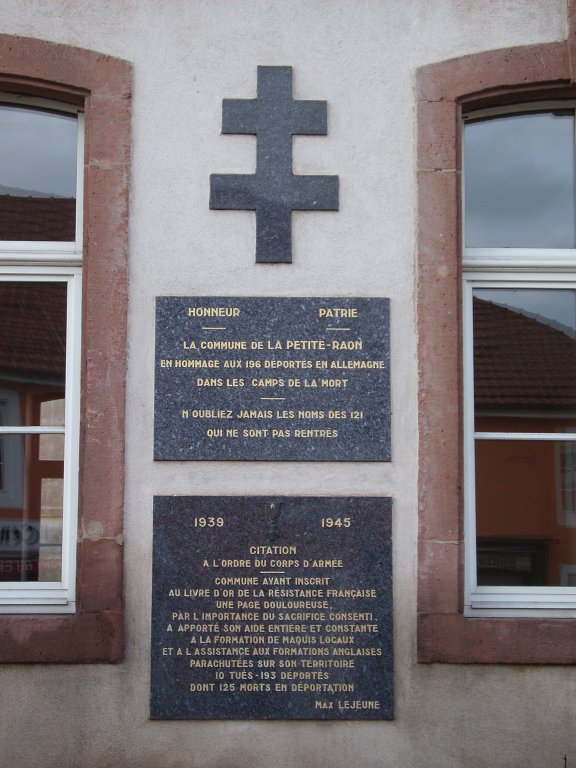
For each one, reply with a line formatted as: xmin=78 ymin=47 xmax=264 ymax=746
xmin=417 ymin=36 xmax=576 ymax=663
xmin=0 ymin=98 xmax=82 ymax=611
xmin=463 ymin=107 xmax=576 ymax=616
xmin=0 ymin=35 xmax=130 ymax=663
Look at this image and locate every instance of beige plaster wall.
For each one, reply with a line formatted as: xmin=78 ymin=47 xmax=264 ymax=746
xmin=0 ymin=1 xmax=572 ymax=767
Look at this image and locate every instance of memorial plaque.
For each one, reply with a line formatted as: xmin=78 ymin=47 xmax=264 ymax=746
xmin=154 ymin=297 xmax=390 ymax=461
xmin=151 ymin=496 xmax=393 ymax=720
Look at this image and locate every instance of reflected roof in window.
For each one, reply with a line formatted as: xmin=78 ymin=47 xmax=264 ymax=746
xmin=0 ymin=105 xmax=77 ymax=241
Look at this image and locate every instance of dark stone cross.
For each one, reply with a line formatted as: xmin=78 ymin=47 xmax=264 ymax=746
xmin=210 ymin=66 xmax=339 ymax=263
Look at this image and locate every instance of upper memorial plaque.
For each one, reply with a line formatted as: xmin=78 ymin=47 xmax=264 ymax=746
xmin=155 ymin=297 xmax=390 ymax=461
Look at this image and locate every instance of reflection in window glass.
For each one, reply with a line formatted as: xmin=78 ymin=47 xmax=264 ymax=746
xmin=38 ymin=477 xmax=63 ymax=582
xmin=0 ymin=105 xmax=77 ymax=241
xmin=0 ymin=279 xmax=67 ymax=584
xmin=476 ymin=440 xmax=576 ymax=586
xmin=0 ymin=436 xmax=29 ymax=581
xmin=559 ymin=442 xmax=576 ymax=521
xmin=0 ymin=432 xmax=63 ymax=583
xmin=0 ymin=282 xmax=66 ymax=426
xmin=0 ymin=434 xmax=23 ymax=508
xmin=473 ymin=287 xmax=576 ymax=588
xmin=39 ymin=434 xmax=65 ymax=461
xmin=464 ymin=112 xmax=576 ymax=248
xmin=40 ymin=398 xmax=65 ymax=427
xmin=0 ymin=409 xmax=3 ymax=490
xmin=473 ymin=288 xmax=576 ymax=428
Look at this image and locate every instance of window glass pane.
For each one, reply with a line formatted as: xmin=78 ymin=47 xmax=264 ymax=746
xmin=475 ymin=439 xmax=576 ymax=586
xmin=0 ymin=282 xmax=66 ymax=426
xmin=38 ymin=477 xmax=63 ymax=582
xmin=0 ymin=434 xmax=23 ymax=508
xmin=0 ymin=433 xmax=63 ymax=582
xmin=39 ymin=433 xmax=65 ymax=460
xmin=464 ymin=112 xmax=575 ymax=248
xmin=40 ymin=398 xmax=65 ymax=427
xmin=473 ymin=288 xmax=576 ymax=429
xmin=0 ymin=105 xmax=77 ymax=241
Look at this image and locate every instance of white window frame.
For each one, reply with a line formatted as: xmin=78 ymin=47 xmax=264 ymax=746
xmin=0 ymin=95 xmax=83 ymax=613
xmin=463 ymin=102 xmax=576 ymax=617
xmin=463 ymin=274 xmax=576 ymax=617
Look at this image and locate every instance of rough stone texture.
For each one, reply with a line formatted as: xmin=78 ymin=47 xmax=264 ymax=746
xmin=86 ymin=94 xmax=132 ymax=167
xmin=0 ymin=34 xmax=130 ymax=663
xmin=0 ymin=610 xmax=122 ymax=663
xmin=78 ymin=540 xmax=124 ymax=612
xmin=418 ymin=540 xmax=460 ymax=615
xmin=416 ymin=43 xmax=570 ymax=103
xmin=419 ymin=614 xmax=576 ymax=665
xmin=416 ymin=101 xmax=459 ymax=171
xmin=0 ymin=35 xmax=131 ymax=96
xmin=568 ymin=0 xmax=576 ymax=81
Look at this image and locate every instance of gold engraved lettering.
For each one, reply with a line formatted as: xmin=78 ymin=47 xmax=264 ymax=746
xmin=188 ymin=307 xmax=240 ymax=317
xmin=285 ymin=340 xmax=325 ymax=350
xmin=318 ymin=308 xmax=358 ymax=319
xmin=159 ymin=504 xmax=387 ymax=716
xmin=331 ymin=340 xmax=362 ymax=350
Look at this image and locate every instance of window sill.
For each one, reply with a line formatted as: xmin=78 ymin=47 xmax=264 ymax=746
xmin=418 ymin=613 xmax=576 ymax=664
xmin=0 ymin=611 xmax=123 ymax=663
xmin=0 ymin=600 xmax=75 ymax=614
xmin=465 ymin=607 xmax=576 ymax=619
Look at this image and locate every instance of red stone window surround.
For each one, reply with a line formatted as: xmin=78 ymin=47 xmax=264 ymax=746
xmin=0 ymin=36 xmax=130 ymax=662
xmin=416 ymin=36 xmax=576 ymax=664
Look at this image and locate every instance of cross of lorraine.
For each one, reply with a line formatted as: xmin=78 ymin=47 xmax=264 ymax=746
xmin=210 ymin=66 xmax=339 ymax=264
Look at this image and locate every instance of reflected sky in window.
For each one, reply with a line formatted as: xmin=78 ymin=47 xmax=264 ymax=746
xmin=464 ymin=112 xmax=575 ymax=248
xmin=0 ymin=105 xmax=77 ymax=198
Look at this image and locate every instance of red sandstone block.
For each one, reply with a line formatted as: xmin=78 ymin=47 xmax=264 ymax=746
xmin=0 ymin=35 xmax=131 ymax=97
xmin=84 ymin=164 xmax=130 ymax=252
xmin=78 ymin=540 xmax=123 ymax=613
xmin=86 ymin=93 xmax=131 ymax=167
xmin=418 ymin=466 xmax=461 ymax=543
xmin=83 ymin=281 xmax=128 ymax=363
xmin=417 ymin=100 xmax=459 ymax=171
xmin=0 ymin=611 xmax=123 ymax=663
xmin=418 ymin=540 xmax=460 ymax=615
xmin=417 ymin=169 xmax=459 ymax=263
xmin=568 ymin=0 xmax=576 ymax=81
xmin=80 ymin=465 xmax=124 ymax=538
xmin=418 ymin=613 xmax=576 ymax=664
xmin=417 ymin=43 xmax=569 ymax=103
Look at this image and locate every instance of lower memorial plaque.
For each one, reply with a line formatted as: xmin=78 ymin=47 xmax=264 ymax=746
xmin=151 ymin=496 xmax=393 ymax=720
